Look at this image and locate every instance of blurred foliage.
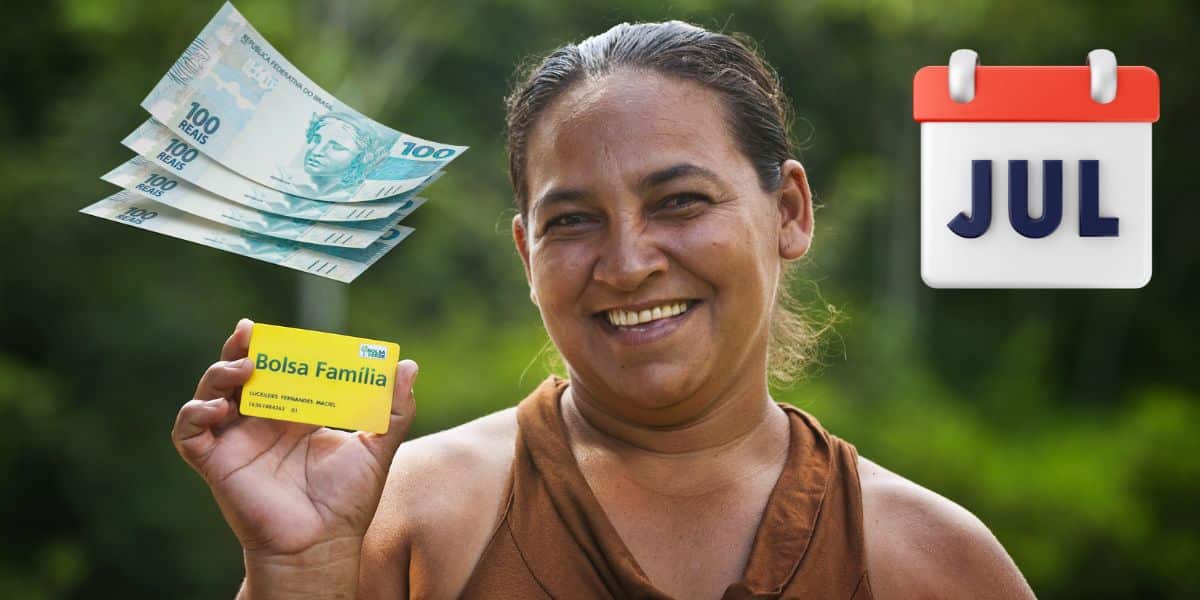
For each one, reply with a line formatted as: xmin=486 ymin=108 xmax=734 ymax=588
xmin=0 ymin=0 xmax=1197 ymax=598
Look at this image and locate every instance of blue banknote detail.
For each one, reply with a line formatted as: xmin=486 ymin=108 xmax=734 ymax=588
xmin=224 ymin=209 xmax=311 ymax=238
xmin=181 ymin=57 xmax=266 ymax=146
xmin=207 ymin=231 xmax=292 ymax=262
xmin=168 ymin=37 xmax=214 ymax=87
xmin=335 ymin=209 xmax=415 ymax=231
xmin=367 ymin=156 xmax=447 ymax=182
xmin=101 ymin=157 xmax=401 ymax=248
xmin=80 ymin=191 xmax=413 ymax=283
xmin=319 ymin=229 xmax=404 ymax=261
xmin=121 ymin=119 xmax=434 ymax=221
xmin=276 ymin=111 xmax=401 ymax=200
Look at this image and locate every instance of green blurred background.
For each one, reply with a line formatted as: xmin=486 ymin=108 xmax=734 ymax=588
xmin=1 ymin=0 xmax=1197 ymax=597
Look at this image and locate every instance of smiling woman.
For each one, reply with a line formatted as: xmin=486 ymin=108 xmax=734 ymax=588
xmin=171 ymin=20 xmax=1037 ymax=600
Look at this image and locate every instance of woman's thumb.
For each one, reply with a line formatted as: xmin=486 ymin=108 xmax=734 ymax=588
xmin=363 ymin=359 xmax=418 ymax=464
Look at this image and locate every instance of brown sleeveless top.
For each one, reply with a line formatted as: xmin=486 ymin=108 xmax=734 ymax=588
xmin=459 ymin=376 xmax=874 ymax=599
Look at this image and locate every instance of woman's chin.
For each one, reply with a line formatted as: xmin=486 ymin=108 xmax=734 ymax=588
xmin=597 ymin=363 xmax=711 ymax=415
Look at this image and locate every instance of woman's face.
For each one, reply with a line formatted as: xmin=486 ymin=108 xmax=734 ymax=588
xmin=514 ymin=69 xmax=812 ymax=424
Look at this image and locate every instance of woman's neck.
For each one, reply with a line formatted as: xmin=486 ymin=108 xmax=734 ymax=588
xmin=560 ymin=375 xmax=791 ymax=497
xmin=561 ymin=371 xmax=785 ymax=456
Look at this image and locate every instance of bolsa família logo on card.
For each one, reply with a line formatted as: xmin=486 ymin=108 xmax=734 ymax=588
xmin=254 ymin=353 xmax=389 ymax=387
xmin=913 ymin=49 xmax=1159 ymax=289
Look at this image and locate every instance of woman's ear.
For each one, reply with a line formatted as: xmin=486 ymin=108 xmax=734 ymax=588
xmin=512 ymin=213 xmax=538 ymax=306
xmin=777 ymin=159 xmax=814 ymax=260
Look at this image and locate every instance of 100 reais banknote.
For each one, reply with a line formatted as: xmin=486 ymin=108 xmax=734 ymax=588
xmin=82 ymin=2 xmax=467 ymax=282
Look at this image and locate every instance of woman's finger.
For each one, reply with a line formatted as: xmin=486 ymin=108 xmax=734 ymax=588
xmin=171 ymin=397 xmax=232 ymax=471
xmin=195 ymin=358 xmax=254 ymax=401
xmin=362 ymin=359 xmax=418 ymax=464
xmin=220 ymin=318 xmax=254 ymax=362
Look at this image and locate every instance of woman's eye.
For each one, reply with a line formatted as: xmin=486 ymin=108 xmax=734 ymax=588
xmin=661 ymin=193 xmax=708 ymax=210
xmin=546 ymin=213 xmax=589 ymax=230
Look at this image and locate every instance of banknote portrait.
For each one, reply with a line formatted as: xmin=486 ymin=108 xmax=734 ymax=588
xmin=276 ymin=111 xmax=392 ymax=201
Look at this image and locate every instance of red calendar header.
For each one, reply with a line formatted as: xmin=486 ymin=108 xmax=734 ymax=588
xmin=913 ymin=66 xmax=1159 ymax=122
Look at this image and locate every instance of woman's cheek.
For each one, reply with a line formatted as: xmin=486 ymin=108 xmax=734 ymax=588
xmin=532 ymin=244 xmax=592 ymax=310
xmin=679 ymin=216 xmax=773 ymax=335
xmin=675 ymin=219 xmax=754 ymax=281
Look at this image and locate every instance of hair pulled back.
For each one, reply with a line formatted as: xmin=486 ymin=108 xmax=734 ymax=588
xmin=505 ymin=21 xmax=795 ymax=213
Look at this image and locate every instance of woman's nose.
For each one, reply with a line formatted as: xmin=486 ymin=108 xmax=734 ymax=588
xmin=592 ymin=218 xmax=669 ymax=292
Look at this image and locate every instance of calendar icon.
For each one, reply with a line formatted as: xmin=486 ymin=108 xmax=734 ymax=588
xmin=914 ymin=50 xmax=1159 ymax=288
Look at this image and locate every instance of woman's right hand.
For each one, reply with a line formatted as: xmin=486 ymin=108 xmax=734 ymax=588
xmin=171 ymin=319 xmax=417 ymax=594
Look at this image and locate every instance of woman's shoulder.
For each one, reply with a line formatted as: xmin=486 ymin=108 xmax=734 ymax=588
xmin=380 ymin=405 xmax=520 ymax=535
xmin=856 ymin=455 xmax=1036 ymax=599
xmin=361 ymin=406 xmax=521 ymax=598
xmin=391 ymin=405 xmax=519 ymax=497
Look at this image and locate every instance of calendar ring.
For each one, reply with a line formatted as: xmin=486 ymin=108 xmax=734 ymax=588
xmin=948 ymin=49 xmax=979 ymax=104
xmin=1087 ymin=49 xmax=1118 ymax=104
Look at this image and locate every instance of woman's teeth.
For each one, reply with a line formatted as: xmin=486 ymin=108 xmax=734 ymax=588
xmin=606 ymin=301 xmax=689 ymax=327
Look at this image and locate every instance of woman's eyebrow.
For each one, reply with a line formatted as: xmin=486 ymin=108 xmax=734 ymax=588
xmin=532 ymin=163 xmax=720 ymax=214
xmin=639 ymin=163 xmax=722 ymax=190
xmin=532 ymin=188 xmax=588 ymax=215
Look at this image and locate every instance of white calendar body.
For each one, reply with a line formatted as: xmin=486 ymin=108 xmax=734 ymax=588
xmin=914 ymin=56 xmax=1159 ymax=289
xmin=921 ymin=122 xmax=1152 ymax=288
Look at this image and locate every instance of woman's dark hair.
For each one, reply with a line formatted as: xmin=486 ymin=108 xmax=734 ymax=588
xmin=504 ymin=21 xmax=795 ymax=214
xmin=506 ymin=21 xmax=830 ymax=384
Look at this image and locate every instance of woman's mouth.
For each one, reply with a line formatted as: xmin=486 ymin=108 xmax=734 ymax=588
xmin=604 ymin=300 xmax=691 ymax=326
xmin=595 ymin=299 xmax=700 ymax=345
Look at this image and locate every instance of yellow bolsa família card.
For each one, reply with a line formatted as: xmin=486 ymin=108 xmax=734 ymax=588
xmin=240 ymin=323 xmax=399 ymax=434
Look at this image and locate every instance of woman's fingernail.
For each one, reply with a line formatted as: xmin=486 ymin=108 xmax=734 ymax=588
xmin=233 ymin=357 xmax=250 ymax=368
